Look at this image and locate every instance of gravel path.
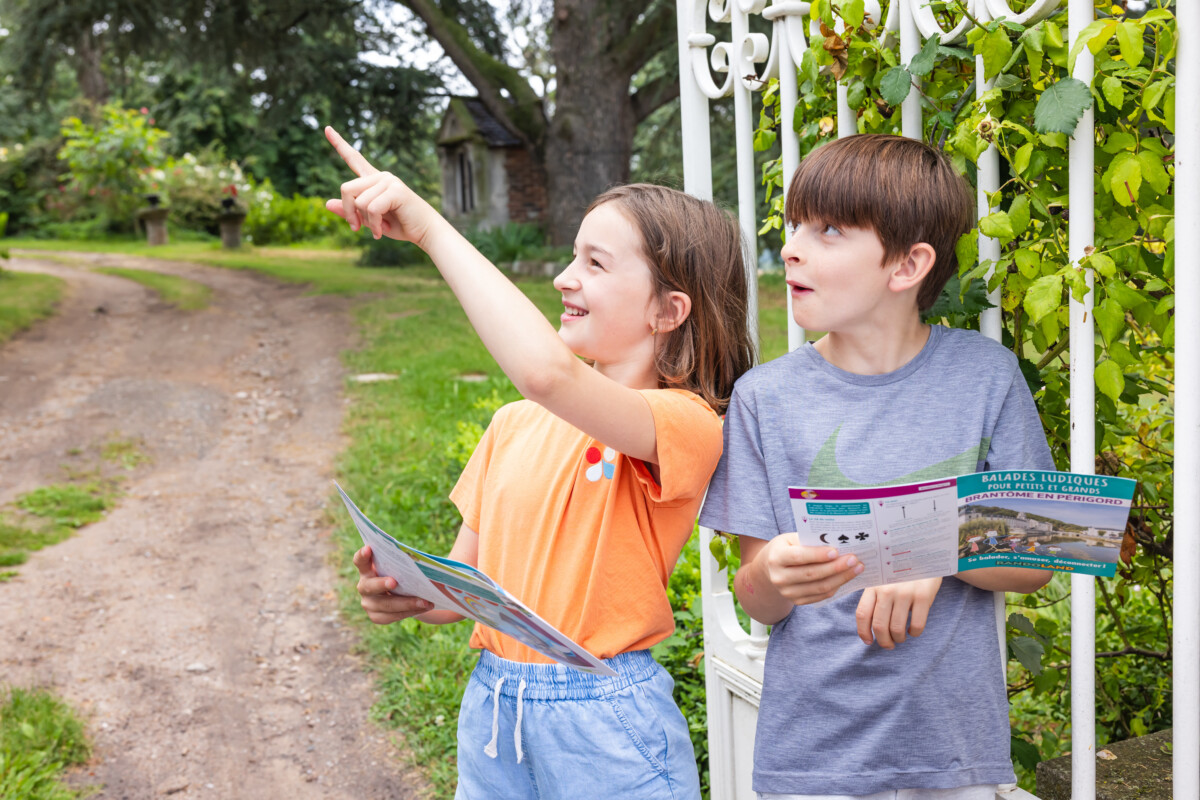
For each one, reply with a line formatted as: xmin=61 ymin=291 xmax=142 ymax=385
xmin=0 ymin=252 xmax=425 ymax=799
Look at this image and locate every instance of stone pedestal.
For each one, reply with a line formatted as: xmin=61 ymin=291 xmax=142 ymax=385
xmin=218 ymin=212 xmax=247 ymax=249
xmin=137 ymin=207 xmax=169 ymax=246
xmin=1036 ymin=729 xmax=1173 ymax=800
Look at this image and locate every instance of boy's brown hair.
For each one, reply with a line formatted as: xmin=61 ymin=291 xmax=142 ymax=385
xmin=589 ymin=184 xmax=755 ymax=416
xmin=784 ymin=134 xmax=975 ymax=312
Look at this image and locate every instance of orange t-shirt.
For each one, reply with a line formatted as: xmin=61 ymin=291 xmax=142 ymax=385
xmin=449 ymin=388 xmax=722 ymax=663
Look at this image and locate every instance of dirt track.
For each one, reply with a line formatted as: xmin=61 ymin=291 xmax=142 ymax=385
xmin=0 ymin=252 xmax=424 ymax=799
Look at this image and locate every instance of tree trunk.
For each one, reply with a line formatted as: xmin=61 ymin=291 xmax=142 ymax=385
xmin=543 ymin=0 xmax=636 ymax=245
xmin=75 ymin=29 xmax=109 ymax=108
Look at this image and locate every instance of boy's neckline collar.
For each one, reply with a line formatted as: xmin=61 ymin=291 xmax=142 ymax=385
xmin=801 ymin=324 xmax=944 ymax=386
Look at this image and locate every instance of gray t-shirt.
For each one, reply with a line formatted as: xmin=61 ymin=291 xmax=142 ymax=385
xmin=699 ymin=325 xmax=1054 ymax=795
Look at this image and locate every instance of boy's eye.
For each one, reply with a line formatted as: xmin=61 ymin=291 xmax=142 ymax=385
xmin=822 ymin=224 xmax=841 ymax=236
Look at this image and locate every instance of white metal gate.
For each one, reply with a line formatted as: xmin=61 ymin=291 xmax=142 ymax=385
xmin=675 ymin=1 xmax=1197 ymax=798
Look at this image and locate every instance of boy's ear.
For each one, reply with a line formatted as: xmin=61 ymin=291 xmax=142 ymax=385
xmin=887 ymin=242 xmax=937 ymax=295
xmin=654 ymin=290 xmax=692 ymax=334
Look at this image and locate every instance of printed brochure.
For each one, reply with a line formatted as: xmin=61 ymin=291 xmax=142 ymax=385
xmin=789 ymin=470 xmax=1136 ymax=597
xmin=335 ymin=484 xmax=616 ymax=676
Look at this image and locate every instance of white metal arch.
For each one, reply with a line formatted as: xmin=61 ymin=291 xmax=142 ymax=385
xmin=675 ymin=1 xmax=1197 ymax=798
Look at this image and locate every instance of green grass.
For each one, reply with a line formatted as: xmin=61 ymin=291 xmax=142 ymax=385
xmin=0 ymin=270 xmax=64 ymax=345
xmin=0 ymin=482 xmax=117 ymax=580
xmin=92 ymin=267 xmax=212 ymax=311
xmin=0 ymin=687 xmax=92 ymax=799
xmin=99 ymin=435 xmax=150 ymax=470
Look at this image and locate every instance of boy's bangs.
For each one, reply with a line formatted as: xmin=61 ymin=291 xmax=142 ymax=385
xmin=784 ymin=146 xmax=889 ymax=233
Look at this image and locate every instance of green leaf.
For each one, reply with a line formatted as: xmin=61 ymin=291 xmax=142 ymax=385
xmin=1108 ymin=340 xmax=1137 ymax=368
xmin=1164 ymin=88 xmax=1175 ymax=133
xmin=1068 ymin=19 xmax=1114 ymax=74
xmin=1012 ymin=142 xmax=1033 ymax=176
xmin=1032 ymin=667 xmax=1062 ymax=696
xmin=1102 ymin=131 xmax=1137 ymax=153
xmin=754 ymin=129 xmax=777 ymax=152
xmin=1101 ymin=76 xmax=1125 ymax=108
xmin=979 ymin=211 xmax=1014 ymax=241
xmin=1163 ymin=315 xmax=1174 ymax=348
xmin=1008 ymin=195 xmax=1031 ymax=236
xmin=1011 ymin=735 xmax=1041 ymax=771
xmin=1089 ymin=252 xmax=1116 ymax=278
xmin=1096 ymin=359 xmax=1125 ymax=402
xmin=847 ymin=79 xmax=867 ymax=109
xmin=1137 ymin=151 xmax=1171 ymax=194
xmin=1094 ymin=298 xmax=1126 ymax=347
xmin=1110 ymin=154 xmax=1142 ymax=207
xmin=1034 ymin=78 xmax=1093 ymax=135
xmin=1010 ymin=635 xmax=1045 ymax=675
xmin=910 ymin=35 xmax=938 ymax=77
xmin=1143 ymin=79 xmax=1171 ymax=114
xmin=995 ymin=74 xmax=1023 ymax=91
xmin=708 ymin=535 xmax=728 ymax=572
xmin=1115 ymin=21 xmax=1143 ymax=67
xmin=955 ymin=230 xmax=978 ymax=272
xmin=1014 ymin=249 xmax=1041 ymax=278
xmin=879 ymin=67 xmax=913 ymax=106
xmin=1008 ymin=612 xmax=1037 ymax=636
xmin=977 ymin=27 xmax=1014 ymax=80
xmin=840 ymin=0 xmax=865 ymax=29
xmin=1024 ymin=274 xmax=1063 ymax=323
xmin=1106 ymin=280 xmax=1147 ymax=310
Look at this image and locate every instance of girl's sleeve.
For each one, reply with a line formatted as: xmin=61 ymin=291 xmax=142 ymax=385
xmin=449 ymin=406 xmax=507 ymax=530
xmin=629 ymin=389 xmax=723 ymax=505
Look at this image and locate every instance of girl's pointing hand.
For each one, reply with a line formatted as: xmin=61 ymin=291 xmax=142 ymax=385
xmin=324 ymin=125 xmax=438 ymax=246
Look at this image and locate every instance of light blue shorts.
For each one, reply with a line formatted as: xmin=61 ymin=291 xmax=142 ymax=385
xmin=455 ymin=649 xmax=701 ymax=800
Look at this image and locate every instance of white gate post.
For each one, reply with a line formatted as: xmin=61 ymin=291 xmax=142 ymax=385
xmin=1172 ymin=0 xmax=1199 ymax=796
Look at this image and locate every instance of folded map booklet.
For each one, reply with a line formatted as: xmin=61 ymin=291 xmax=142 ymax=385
xmin=789 ymin=470 xmax=1137 ymax=598
xmin=335 ymin=484 xmax=616 ymax=676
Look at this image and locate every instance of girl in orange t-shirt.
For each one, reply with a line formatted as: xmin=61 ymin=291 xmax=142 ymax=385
xmin=325 ymin=126 xmax=753 ymax=799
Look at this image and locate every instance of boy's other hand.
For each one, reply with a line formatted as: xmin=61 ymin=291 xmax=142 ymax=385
xmin=761 ymin=533 xmax=863 ymax=605
xmin=855 ymin=577 xmax=942 ymax=648
xmin=324 ymin=126 xmax=439 ymax=246
xmin=352 ymin=545 xmax=434 ymax=624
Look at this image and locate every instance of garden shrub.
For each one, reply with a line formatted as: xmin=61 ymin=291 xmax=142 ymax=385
xmin=242 ymin=178 xmax=345 ymax=245
xmin=57 ymin=105 xmax=169 ymax=234
xmin=148 ymin=150 xmax=248 ymax=233
xmin=463 ymin=222 xmax=545 ymax=264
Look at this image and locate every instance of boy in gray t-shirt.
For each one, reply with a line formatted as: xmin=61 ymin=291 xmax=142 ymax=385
xmin=699 ymin=135 xmax=1055 ymax=799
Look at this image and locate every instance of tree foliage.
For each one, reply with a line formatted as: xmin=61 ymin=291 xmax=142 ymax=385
xmin=750 ymin=0 xmax=1177 ymax=786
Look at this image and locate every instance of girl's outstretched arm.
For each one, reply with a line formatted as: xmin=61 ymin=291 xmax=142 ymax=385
xmin=324 ymin=126 xmax=666 ymax=464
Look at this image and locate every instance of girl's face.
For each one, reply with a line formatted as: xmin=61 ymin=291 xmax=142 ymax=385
xmin=552 ymin=203 xmax=660 ymax=372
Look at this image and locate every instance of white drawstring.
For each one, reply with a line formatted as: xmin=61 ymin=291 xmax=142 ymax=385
xmin=514 ymin=678 xmax=527 ymax=763
xmin=483 ymin=677 xmax=506 ymax=759
xmin=481 ymin=676 xmax=529 ymax=762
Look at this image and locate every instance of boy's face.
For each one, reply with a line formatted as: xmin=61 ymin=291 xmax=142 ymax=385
xmin=781 ymin=219 xmax=899 ymax=334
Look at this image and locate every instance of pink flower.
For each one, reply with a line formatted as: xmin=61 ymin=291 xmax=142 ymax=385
xmin=140 ymin=107 xmax=149 ymax=114
xmin=148 ymin=118 xmax=155 ymax=125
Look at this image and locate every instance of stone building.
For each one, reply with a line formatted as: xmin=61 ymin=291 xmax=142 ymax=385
xmin=435 ymin=97 xmax=547 ymax=231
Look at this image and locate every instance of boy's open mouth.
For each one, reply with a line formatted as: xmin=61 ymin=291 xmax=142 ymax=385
xmin=562 ymin=302 xmax=588 ymax=317
xmin=788 ymin=282 xmax=813 ymax=295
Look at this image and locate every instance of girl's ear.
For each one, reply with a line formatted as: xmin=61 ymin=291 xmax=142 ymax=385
xmin=888 ymin=242 xmax=937 ymax=294
xmin=654 ymin=290 xmax=692 ymax=334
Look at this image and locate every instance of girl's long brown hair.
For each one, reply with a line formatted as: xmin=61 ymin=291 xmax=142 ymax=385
xmin=588 ymin=184 xmax=755 ymax=415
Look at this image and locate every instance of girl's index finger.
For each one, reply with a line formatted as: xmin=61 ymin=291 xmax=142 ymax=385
xmin=324 ymin=125 xmax=378 ymax=177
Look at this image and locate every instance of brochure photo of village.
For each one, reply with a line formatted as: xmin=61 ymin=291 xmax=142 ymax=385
xmin=957 ymin=497 xmax=1126 ymax=564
